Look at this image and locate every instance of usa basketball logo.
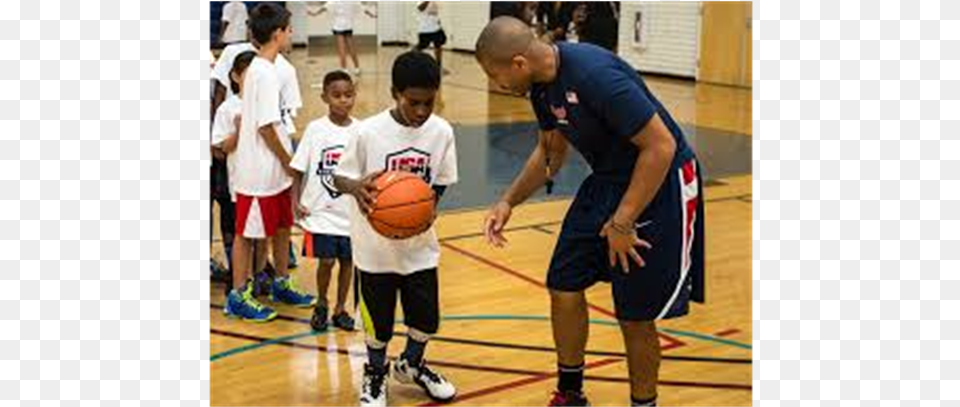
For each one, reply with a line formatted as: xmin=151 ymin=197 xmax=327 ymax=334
xmin=385 ymin=147 xmax=433 ymax=183
xmin=317 ymin=145 xmax=345 ymax=198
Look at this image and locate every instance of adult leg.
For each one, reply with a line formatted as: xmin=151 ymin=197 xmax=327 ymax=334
xmin=619 ymin=320 xmax=660 ymax=405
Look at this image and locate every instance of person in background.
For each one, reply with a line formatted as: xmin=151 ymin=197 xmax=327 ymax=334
xmin=220 ymin=1 xmax=249 ymax=46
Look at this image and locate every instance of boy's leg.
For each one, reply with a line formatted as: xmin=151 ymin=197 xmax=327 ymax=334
xmin=358 ymin=270 xmax=398 ymax=406
xmin=619 ymin=320 xmax=660 ymax=405
xmin=395 ymin=268 xmax=456 ymax=402
xmin=310 ymin=257 xmax=336 ymax=331
xmin=335 ymin=257 xmax=353 ymax=314
xmin=347 ymin=35 xmax=360 ymax=69
xmin=231 ymin=236 xmax=252 ymax=291
xmin=336 ymin=34 xmax=348 ymax=68
xmin=265 ymin=189 xmax=315 ymax=307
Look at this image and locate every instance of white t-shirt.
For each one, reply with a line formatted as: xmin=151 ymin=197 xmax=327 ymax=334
xmin=418 ymin=2 xmax=442 ymax=34
xmin=211 ymin=43 xmax=302 ymax=134
xmin=211 ymin=94 xmax=242 ymax=201
xmin=335 ymin=109 xmax=458 ymax=275
xmin=233 ymin=57 xmax=293 ymax=197
xmin=221 ymin=1 xmax=249 ymax=44
xmin=330 ymin=2 xmax=361 ymax=32
xmin=290 ymin=116 xmax=361 ymax=236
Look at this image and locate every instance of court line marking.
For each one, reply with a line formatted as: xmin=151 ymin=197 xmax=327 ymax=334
xmin=416 ymin=358 xmax=623 ymax=407
xmin=438 ymin=242 xmax=688 ymax=351
xmin=210 ymin=305 xmax=751 ymax=352
xmin=210 ymin=328 xmax=751 ymax=399
xmin=210 ymin=330 xmax=321 ymax=361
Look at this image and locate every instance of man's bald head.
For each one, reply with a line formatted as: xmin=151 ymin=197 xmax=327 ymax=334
xmin=475 ymin=16 xmax=536 ymax=67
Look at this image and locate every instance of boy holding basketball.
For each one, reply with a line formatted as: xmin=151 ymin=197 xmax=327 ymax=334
xmin=290 ymin=70 xmax=361 ymax=332
xmin=334 ymin=51 xmax=458 ymax=407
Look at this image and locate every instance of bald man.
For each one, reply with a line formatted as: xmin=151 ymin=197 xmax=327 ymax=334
xmin=475 ymin=17 xmax=705 ymax=407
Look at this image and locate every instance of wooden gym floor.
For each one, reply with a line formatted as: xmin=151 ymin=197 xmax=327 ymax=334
xmin=210 ymin=44 xmax=752 ymax=406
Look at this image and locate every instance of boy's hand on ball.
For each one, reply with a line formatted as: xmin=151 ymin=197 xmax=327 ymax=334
xmin=355 ymin=170 xmax=385 ymax=214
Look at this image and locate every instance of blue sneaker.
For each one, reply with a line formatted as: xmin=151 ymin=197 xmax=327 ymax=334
xmin=224 ymin=282 xmax=278 ymax=322
xmin=271 ymin=275 xmax=317 ymax=308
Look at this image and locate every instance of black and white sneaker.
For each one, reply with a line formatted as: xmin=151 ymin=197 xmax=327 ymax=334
xmin=360 ymin=363 xmax=388 ymax=407
xmin=393 ymin=358 xmax=456 ymax=402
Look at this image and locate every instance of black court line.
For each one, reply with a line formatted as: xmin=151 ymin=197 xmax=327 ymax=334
xmin=530 ymin=225 xmax=556 ymax=235
xmin=210 ymin=328 xmax=752 ymax=391
xmin=210 ymin=304 xmax=751 ymax=366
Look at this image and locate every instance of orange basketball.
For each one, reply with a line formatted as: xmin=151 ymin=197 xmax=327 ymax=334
xmin=368 ymin=171 xmax=436 ymax=239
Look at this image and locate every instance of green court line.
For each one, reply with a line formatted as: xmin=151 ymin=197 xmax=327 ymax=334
xmin=211 ymin=330 xmax=322 ymax=361
xmin=211 ymin=314 xmax=751 ymax=362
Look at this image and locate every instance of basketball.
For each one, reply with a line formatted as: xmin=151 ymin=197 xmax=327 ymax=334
xmin=368 ymin=171 xmax=436 ymax=239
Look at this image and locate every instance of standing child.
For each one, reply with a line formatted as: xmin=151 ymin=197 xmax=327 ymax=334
xmin=415 ymin=2 xmax=447 ymax=74
xmin=225 ymin=3 xmax=316 ymax=323
xmin=334 ymin=51 xmax=458 ymax=407
xmin=309 ymin=1 xmax=377 ymax=75
xmin=211 ymin=50 xmax=258 ymax=294
xmin=290 ymin=70 xmax=362 ymax=332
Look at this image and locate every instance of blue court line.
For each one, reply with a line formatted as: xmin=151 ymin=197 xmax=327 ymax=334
xmin=210 ymin=313 xmax=751 ymax=362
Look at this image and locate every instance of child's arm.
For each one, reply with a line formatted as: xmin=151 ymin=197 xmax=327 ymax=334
xmin=290 ymin=169 xmax=310 ymax=220
xmin=258 ymin=124 xmax=294 ymax=176
xmin=220 ymin=114 xmax=240 ymax=153
xmin=333 ymin=172 xmax=383 ymax=215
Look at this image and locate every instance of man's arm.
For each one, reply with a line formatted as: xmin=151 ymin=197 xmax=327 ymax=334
xmin=499 ymin=129 xmax=568 ymax=207
xmin=609 ymin=113 xmax=676 ymax=229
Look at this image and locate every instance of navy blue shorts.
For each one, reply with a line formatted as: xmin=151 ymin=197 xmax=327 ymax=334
xmin=547 ymin=157 xmax=705 ymax=321
xmin=302 ymin=233 xmax=352 ymax=260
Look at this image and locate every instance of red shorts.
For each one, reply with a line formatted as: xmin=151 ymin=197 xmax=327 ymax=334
xmin=235 ymin=188 xmax=293 ymax=239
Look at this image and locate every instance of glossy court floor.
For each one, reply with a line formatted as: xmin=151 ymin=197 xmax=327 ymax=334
xmin=210 ymin=43 xmax=753 ymax=406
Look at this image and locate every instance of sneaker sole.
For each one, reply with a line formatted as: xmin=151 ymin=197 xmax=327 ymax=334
xmin=271 ymin=296 xmax=318 ymax=308
xmin=223 ymin=309 xmax=278 ymax=323
xmin=392 ymin=368 xmax=456 ymax=402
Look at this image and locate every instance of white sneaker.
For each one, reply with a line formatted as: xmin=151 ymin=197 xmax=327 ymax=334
xmin=360 ymin=363 xmax=388 ymax=407
xmin=351 ymin=67 xmax=362 ymax=76
xmin=393 ymin=358 xmax=456 ymax=402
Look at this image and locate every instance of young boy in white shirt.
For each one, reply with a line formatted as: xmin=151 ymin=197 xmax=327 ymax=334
xmin=335 ymin=51 xmax=458 ymax=407
xmin=225 ymin=3 xmax=316 ymax=322
xmin=290 ymin=70 xmax=362 ymax=332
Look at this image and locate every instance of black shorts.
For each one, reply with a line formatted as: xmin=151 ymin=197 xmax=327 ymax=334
xmin=547 ymin=157 xmax=705 ymax=321
xmin=416 ymin=29 xmax=447 ymax=50
xmin=302 ymin=233 xmax=352 ymax=260
xmin=358 ymin=268 xmax=439 ymax=344
xmin=332 ymin=29 xmax=354 ymax=37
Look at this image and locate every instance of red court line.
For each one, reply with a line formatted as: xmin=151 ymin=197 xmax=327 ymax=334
xmin=714 ymin=328 xmax=741 ymax=337
xmin=417 ymin=358 xmax=623 ymax=407
xmin=440 ymin=242 xmax=686 ymax=352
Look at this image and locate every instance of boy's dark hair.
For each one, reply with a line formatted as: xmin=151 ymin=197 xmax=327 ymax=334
xmin=391 ymin=51 xmax=441 ymax=92
xmin=248 ymin=3 xmax=290 ymax=47
xmin=323 ymin=70 xmax=354 ymax=91
xmin=230 ymin=51 xmax=257 ymax=94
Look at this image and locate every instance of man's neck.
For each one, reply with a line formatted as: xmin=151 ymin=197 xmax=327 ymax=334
xmin=531 ymin=42 xmax=560 ymax=84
